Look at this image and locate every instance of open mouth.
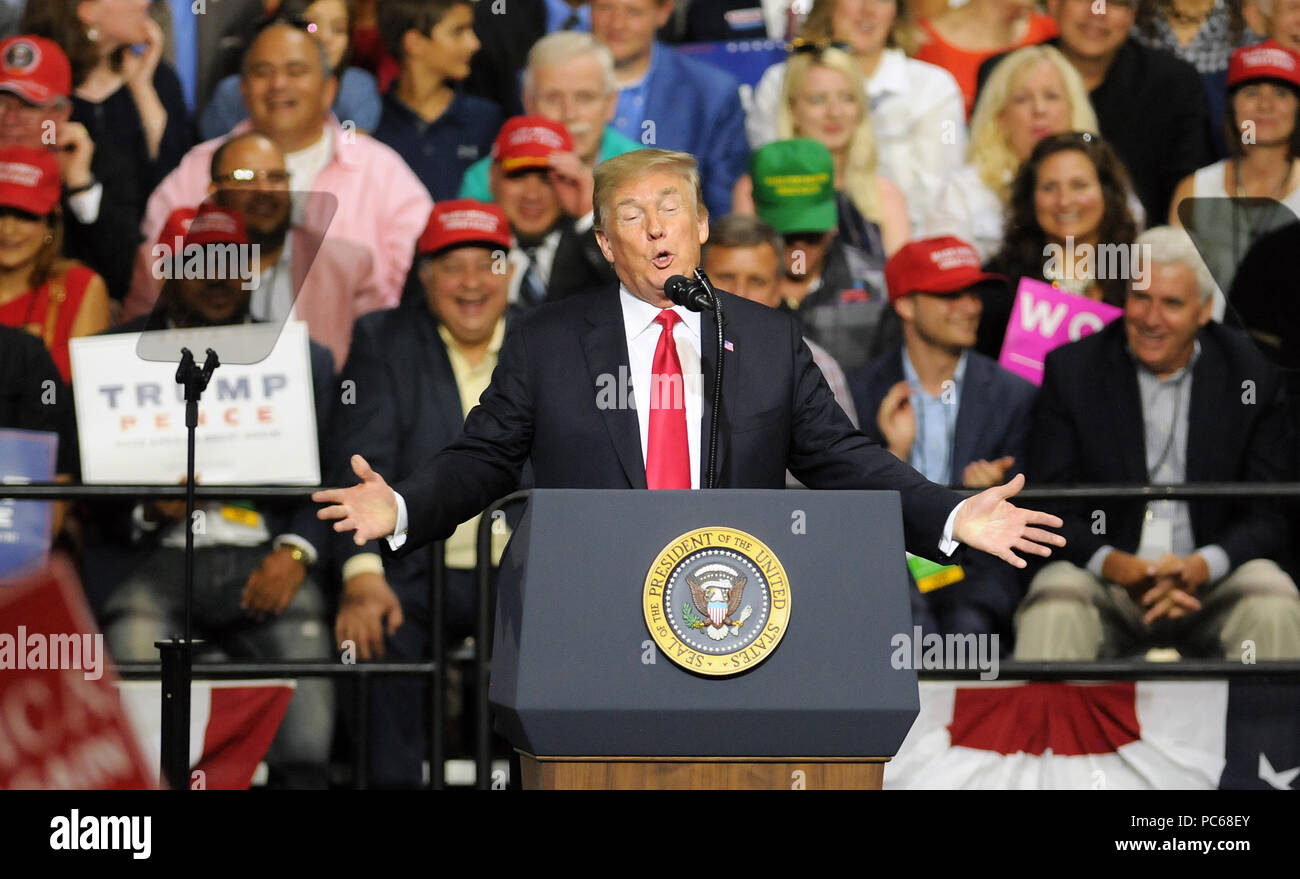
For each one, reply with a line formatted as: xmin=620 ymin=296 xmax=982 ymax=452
xmin=651 ymin=250 xmax=673 ymax=270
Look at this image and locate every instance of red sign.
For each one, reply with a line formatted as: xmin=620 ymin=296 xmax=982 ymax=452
xmin=0 ymin=571 xmax=156 ymax=789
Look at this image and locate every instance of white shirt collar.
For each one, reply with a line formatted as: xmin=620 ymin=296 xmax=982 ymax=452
xmin=619 ymin=284 xmax=702 ymax=342
xmin=867 ymin=48 xmax=908 ymax=102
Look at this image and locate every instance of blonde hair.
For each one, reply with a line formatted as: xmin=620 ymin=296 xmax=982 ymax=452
xmin=593 ymin=149 xmax=706 ymax=231
xmin=799 ymin=0 xmax=919 ymax=57
xmin=776 ymin=47 xmax=881 ymax=223
xmin=968 ymin=45 xmax=1099 ymax=204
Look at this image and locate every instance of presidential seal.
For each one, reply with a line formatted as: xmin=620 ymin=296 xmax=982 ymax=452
xmin=642 ymin=527 xmax=791 ymax=676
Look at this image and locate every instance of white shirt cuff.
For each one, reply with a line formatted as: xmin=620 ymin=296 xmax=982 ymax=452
xmin=341 ymin=552 xmax=384 ymax=582
xmin=66 ymin=181 xmax=103 ymax=224
xmin=938 ymin=500 xmax=963 ymax=557
xmin=385 ymin=491 xmax=409 ymax=551
xmin=1195 ymin=545 xmax=1231 ymax=584
xmin=1087 ymin=545 xmax=1116 ymax=579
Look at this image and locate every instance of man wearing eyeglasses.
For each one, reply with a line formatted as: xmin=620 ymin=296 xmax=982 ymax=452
xmin=123 ymin=130 xmax=374 ymax=369
xmin=133 ymin=18 xmax=432 ymax=352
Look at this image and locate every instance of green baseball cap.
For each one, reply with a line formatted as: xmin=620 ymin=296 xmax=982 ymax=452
xmin=751 ymin=139 xmax=837 ymax=236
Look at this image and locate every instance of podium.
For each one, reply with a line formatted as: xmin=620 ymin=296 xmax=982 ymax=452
xmin=490 ymin=490 xmax=920 ymax=789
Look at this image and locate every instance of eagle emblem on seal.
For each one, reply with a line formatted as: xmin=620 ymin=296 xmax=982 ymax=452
xmin=684 ymin=563 xmax=753 ymax=641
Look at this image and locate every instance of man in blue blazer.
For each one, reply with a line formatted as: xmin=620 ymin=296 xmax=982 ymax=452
xmin=591 ymin=0 xmax=749 ymax=217
xmin=850 ymin=237 xmax=1038 ymax=645
xmin=326 ymin=200 xmax=518 ymax=786
xmin=316 ymin=150 xmax=1066 ymax=582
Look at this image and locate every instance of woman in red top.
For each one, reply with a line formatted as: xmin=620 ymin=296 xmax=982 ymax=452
xmin=0 ymin=147 xmax=109 ymax=384
xmin=916 ymin=0 xmax=1059 ymax=118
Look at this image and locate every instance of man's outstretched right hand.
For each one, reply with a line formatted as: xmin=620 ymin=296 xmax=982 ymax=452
xmin=313 ymin=455 xmax=398 ymax=546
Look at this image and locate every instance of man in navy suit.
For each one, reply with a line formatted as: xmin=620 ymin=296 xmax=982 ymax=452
xmin=327 ymin=199 xmax=516 ymax=786
xmin=1016 ymin=226 xmax=1300 ymax=660
xmin=590 ymin=0 xmax=749 ymax=217
xmin=850 ymin=236 xmax=1038 ymax=645
xmin=315 ymin=149 xmax=1065 ymax=579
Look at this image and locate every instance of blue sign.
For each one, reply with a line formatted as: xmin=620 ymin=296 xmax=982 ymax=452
xmin=0 ymin=429 xmax=57 ymax=581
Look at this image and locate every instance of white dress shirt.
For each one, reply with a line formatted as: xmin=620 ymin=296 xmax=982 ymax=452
xmin=506 ymin=228 xmax=563 ymax=305
xmin=619 ymin=286 xmax=704 ymax=489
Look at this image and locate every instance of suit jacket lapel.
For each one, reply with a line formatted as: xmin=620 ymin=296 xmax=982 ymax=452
xmin=699 ymin=306 xmax=735 ymax=487
xmin=582 ymin=291 xmax=646 ymax=488
xmin=1104 ymin=328 xmax=1147 ymax=481
xmin=420 ymin=312 xmax=468 ymax=432
xmin=952 ymin=354 xmax=990 ymax=485
xmin=1186 ymin=331 xmax=1222 ymax=481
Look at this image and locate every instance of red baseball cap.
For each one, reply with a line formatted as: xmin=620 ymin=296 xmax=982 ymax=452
xmin=156 ymin=207 xmax=198 ymax=248
xmin=184 ymin=203 xmax=250 ymax=248
xmin=884 ymin=236 xmax=1004 ymax=304
xmin=1227 ymin=40 xmax=1300 ymax=91
xmin=0 ymin=146 xmax=60 ymax=216
xmin=491 ymin=115 xmax=573 ymax=173
xmin=0 ymin=36 xmax=72 ymax=106
xmin=417 ymin=199 xmax=511 ymax=256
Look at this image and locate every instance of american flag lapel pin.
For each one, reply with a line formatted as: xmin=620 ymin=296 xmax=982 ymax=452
xmin=723 ymin=340 xmax=734 ymax=352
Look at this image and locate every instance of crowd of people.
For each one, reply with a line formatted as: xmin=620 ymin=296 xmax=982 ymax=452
xmin=1 ymin=0 xmax=1299 ymax=787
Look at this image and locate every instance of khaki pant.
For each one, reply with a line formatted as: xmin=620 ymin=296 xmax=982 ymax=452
xmin=1014 ymin=559 xmax=1300 ymax=660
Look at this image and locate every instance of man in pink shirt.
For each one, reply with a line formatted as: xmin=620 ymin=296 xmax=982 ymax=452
xmin=128 ymin=19 xmax=432 ymax=346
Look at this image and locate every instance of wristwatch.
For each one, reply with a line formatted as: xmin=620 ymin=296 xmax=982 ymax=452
xmin=279 ymin=543 xmax=308 ymax=565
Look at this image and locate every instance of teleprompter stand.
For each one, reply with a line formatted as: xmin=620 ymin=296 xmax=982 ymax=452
xmin=156 ymin=347 xmax=219 ymax=790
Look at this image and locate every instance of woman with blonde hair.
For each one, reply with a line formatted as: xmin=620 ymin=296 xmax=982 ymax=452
xmin=736 ymin=45 xmax=910 ymax=255
xmin=924 ymin=44 xmax=1101 ymax=260
xmin=747 ymin=0 xmax=965 ymax=234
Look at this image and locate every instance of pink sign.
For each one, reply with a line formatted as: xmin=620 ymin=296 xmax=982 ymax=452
xmin=998 ymin=277 xmax=1123 ymax=385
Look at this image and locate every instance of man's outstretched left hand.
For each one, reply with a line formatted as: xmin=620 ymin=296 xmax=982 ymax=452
xmin=952 ymin=473 xmax=1065 ymax=568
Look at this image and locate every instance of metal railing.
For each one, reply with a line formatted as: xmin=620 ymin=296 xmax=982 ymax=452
xmin=5 ymin=481 xmax=1300 ymax=790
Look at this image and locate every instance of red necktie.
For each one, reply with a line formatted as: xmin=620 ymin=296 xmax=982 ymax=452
xmin=645 ymin=310 xmax=691 ymax=489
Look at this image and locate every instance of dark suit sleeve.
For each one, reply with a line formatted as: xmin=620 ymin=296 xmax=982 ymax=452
xmin=280 ymin=343 xmax=335 ymax=557
xmin=1026 ymin=349 xmax=1095 ymax=567
xmin=785 ymin=319 xmax=964 ymax=559
xmin=327 ymin=316 xmax=403 ymax=568
xmin=1208 ymin=369 xmax=1295 ymax=572
xmin=998 ymin=377 xmax=1036 ymax=479
xmin=62 ymin=185 xmax=140 ymax=302
xmin=387 ymin=316 xmax=535 ymax=556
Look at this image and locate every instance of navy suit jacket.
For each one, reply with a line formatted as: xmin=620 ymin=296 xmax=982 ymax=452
xmin=848 ymin=347 xmax=1037 ymax=487
xmin=643 ymin=43 xmax=750 ymax=218
xmin=329 ymin=299 xmax=520 ymax=600
xmin=389 ymin=286 xmax=964 ymax=561
xmin=849 ymin=347 xmax=1038 ymax=622
xmin=1028 ymin=320 xmax=1296 ymax=576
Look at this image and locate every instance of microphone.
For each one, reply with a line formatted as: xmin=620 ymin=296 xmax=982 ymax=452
xmin=665 ymin=274 xmax=715 ymax=312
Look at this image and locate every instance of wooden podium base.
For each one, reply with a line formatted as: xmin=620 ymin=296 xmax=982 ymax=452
xmin=517 ymin=753 xmax=887 ymax=789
